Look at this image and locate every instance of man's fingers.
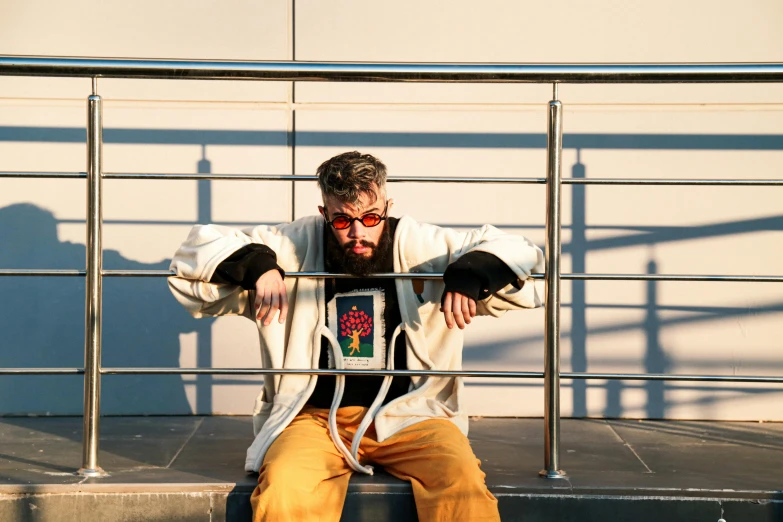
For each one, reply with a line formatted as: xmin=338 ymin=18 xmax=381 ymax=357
xmin=255 ymin=288 xmax=267 ymax=319
xmin=461 ymin=295 xmax=472 ymax=325
xmin=442 ymin=292 xmax=454 ymax=329
xmin=452 ymin=295 xmax=466 ymax=329
xmin=255 ymin=284 xmax=287 ymax=326
xmin=278 ymin=284 xmax=289 ymax=324
xmin=263 ymin=292 xmax=279 ymax=326
xmin=442 ymin=292 xmax=477 ymax=329
xmin=258 ymin=290 xmax=273 ymax=323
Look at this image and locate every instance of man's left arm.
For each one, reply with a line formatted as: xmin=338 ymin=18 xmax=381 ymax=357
xmin=398 ymin=218 xmax=544 ymax=324
xmin=440 ymin=251 xmax=519 ymax=329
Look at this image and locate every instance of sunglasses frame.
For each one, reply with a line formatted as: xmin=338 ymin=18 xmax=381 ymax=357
xmin=324 ymin=202 xmax=389 ymax=230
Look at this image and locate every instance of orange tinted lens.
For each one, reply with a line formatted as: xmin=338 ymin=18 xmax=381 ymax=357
xmin=331 ymin=216 xmax=352 ymax=229
xmin=361 ymin=214 xmax=382 ymax=227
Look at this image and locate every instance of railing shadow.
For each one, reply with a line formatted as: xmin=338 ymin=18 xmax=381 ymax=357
xmin=2 ymin=126 xmax=783 ymax=151
xmin=0 ymin=202 xmax=197 ymax=415
xmin=1 ymin=126 xmax=782 ymax=421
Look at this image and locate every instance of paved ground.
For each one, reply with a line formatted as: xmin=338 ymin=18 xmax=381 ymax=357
xmin=0 ymin=416 xmax=781 ymax=521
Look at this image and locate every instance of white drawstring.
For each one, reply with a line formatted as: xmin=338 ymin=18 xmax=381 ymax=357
xmin=349 ymin=324 xmax=404 ymax=465
xmin=320 ymin=327 xmax=373 ymax=474
xmin=320 ymin=324 xmax=405 ymax=475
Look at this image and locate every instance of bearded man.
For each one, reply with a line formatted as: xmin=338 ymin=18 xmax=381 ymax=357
xmin=169 ymin=151 xmax=544 ymax=522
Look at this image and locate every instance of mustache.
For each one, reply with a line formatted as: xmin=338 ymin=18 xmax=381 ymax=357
xmin=344 ymin=239 xmax=376 ymax=251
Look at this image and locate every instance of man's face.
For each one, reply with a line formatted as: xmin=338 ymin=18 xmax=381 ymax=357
xmin=319 ymin=187 xmax=390 ymax=260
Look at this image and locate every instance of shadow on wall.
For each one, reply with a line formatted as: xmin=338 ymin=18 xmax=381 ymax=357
xmin=0 ymin=203 xmax=202 ymax=415
xmin=465 ymin=149 xmax=783 ymax=419
xmin=2 ymin=126 xmax=783 ymax=419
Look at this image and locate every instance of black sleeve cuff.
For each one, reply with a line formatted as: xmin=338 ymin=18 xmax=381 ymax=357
xmin=442 ymin=251 xmax=518 ymax=302
xmin=210 ymin=244 xmax=284 ymax=290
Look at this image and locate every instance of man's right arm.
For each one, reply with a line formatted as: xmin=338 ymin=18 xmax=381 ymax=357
xmin=169 ymin=219 xmax=317 ymax=321
xmin=168 ymin=224 xmax=277 ymax=320
xmin=210 ymin=244 xmax=288 ymax=325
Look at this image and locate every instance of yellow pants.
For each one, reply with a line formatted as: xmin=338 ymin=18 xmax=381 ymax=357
xmin=250 ymin=406 xmax=500 ymax=522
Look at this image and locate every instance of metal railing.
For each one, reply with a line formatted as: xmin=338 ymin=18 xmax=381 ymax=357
xmin=1 ymin=56 xmax=783 ymax=479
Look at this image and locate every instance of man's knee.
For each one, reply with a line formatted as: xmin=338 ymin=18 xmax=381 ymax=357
xmin=422 ymin=452 xmax=486 ymax=489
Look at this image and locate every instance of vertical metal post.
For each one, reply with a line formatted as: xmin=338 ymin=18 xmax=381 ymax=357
xmin=289 ymin=108 xmax=296 ymax=222
xmin=78 ymin=78 xmax=106 ymax=477
xmin=540 ymin=83 xmax=567 ymax=479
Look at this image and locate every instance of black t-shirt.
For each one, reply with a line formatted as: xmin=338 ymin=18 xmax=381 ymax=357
xmin=308 ymin=217 xmax=409 ymax=408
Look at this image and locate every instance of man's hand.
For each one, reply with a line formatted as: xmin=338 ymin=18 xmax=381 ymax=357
xmin=440 ymin=291 xmax=476 ymax=330
xmin=254 ymin=269 xmax=288 ymax=326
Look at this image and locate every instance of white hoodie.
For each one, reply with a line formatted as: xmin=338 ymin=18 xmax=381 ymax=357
xmin=168 ymin=215 xmax=544 ymax=472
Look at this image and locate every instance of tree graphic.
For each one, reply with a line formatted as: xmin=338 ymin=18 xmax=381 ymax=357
xmin=340 ymin=305 xmax=373 ymax=356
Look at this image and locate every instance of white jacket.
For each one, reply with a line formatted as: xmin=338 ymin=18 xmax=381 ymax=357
xmin=168 ymin=215 xmax=544 ymax=472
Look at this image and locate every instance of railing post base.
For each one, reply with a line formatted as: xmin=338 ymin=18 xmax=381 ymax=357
xmin=77 ymin=466 xmax=108 ymax=478
xmin=539 ymin=468 xmax=568 ymax=479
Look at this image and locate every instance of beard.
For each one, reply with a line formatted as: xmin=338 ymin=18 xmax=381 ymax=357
xmin=324 ymin=222 xmax=393 ymax=276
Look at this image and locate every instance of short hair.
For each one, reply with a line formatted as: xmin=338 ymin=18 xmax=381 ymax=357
xmin=316 ymin=151 xmax=387 ymax=205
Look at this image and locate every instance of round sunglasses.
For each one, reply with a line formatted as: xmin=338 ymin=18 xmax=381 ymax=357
xmin=324 ymin=202 xmax=388 ymax=230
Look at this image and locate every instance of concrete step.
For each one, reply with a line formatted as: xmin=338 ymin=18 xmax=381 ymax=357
xmin=1 ymin=416 xmax=781 ymax=521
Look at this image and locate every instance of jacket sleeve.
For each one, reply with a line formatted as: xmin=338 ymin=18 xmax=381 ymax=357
xmin=211 ymin=244 xmax=285 ymax=289
xmin=168 ymin=217 xmax=319 ymax=319
xmin=442 ymin=251 xmax=518 ymax=302
xmin=398 ymin=218 xmax=545 ymax=317
xmin=168 ymin=224 xmax=261 ymax=319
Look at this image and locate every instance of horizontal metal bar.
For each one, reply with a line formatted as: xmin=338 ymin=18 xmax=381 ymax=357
xmin=6 ymin=172 xmax=775 ymax=187
xmin=564 ymin=372 xmax=783 ymax=383
xmin=104 ymin=173 xmax=314 ymax=181
xmin=5 ymin=270 xmax=782 ymax=283
xmin=0 ymin=269 xmax=86 ymax=277
xmin=0 ymin=368 xmax=85 ymax=375
xmin=288 ymin=271 xmax=443 ymax=280
xmin=3 ymin=170 xmax=777 ymax=187
xmin=99 ymin=367 xmax=783 ymax=384
xmin=102 ymin=270 xmax=173 ymax=277
xmin=2 ymin=57 xmax=783 ymax=83
xmin=0 ymin=367 xmax=776 ymax=384
xmin=93 ymin=271 xmax=783 ymax=283
xmin=102 ymin=270 xmax=451 ymax=279
xmin=101 ymin=368 xmax=544 ymax=378
xmin=562 ymin=273 xmax=783 ymax=282
xmin=104 ymin=173 xmax=547 ymax=184
xmin=0 ymin=171 xmax=86 ymax=179
xmin=563 ymin=178 xmax=783 ymax=186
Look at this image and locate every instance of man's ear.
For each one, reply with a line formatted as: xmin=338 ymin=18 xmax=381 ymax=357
xmin=318 ymin=206 xmax=325 ymax=218
xmin=387 ymin=199 xmax=394 ymax=214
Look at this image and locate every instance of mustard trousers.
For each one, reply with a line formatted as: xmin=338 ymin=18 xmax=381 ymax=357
xmin=250 ymin=406 xmax=500 ymax=522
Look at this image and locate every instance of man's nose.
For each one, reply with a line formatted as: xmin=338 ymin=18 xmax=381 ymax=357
xmin=347 ymin=220 xmax=365 ymax=238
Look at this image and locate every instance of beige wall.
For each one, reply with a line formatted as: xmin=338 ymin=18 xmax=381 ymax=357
xmin=1 ymin=1 xmax=782 ymax=419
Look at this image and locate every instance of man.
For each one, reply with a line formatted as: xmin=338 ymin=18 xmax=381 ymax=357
xmin=169 ymin=151 xmax=544 ymax=522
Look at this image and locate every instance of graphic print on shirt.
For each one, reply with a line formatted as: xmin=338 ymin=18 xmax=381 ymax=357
xmin=327 ymin=289 xmax=386 ymax=370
